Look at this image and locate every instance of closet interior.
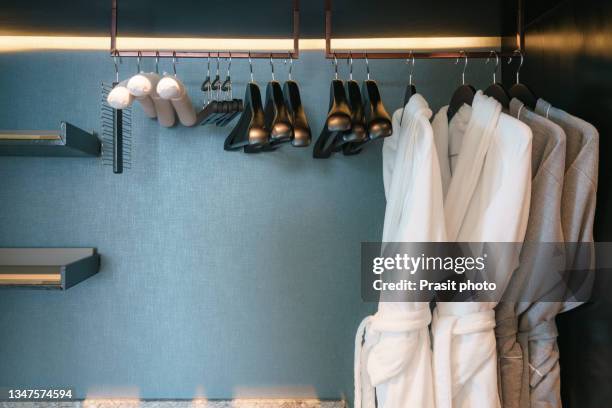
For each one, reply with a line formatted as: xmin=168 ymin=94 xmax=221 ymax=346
xmin=0 ymin=0 xmax=609 ymax=407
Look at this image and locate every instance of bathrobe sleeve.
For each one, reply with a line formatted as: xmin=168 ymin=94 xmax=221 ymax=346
xmin=496 ymin=98 xmax=566 ymax=408
xmin=521 ymin=99 xmax=599 ymax=408
xmin=354 ymin=94 xmax=446 ymax=408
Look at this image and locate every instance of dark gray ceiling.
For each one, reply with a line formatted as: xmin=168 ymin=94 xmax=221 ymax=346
xmin=0 ymin=0 xmax=510 ymax=38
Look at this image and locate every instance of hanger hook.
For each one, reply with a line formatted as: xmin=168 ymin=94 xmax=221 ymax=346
xmin=113 ymin=52 xmax=120 ymax=83
xmin=365 ymin=51 xmax=371 ymax=80
xmin=486 ymin=50 xmax=499 ymax=83
xmin=216 ymin=53 xmax=220 ymax=75
xmin=155 ymin=51 xmax=160 ymax=74
xmin=226 ymin=52 xmax=232 ymax=99
xmin=249 ymin=52 xmax=254 ymax=82
xmin=172 ymin=51 xmax=177 ymax=76
xmin=347 ymin=51 xmax=353 ymax=81
xmin=455 ymin=50 xmax=468 ymax=85
xmin=287 ymin=51 xmax=293 ymax=81
xmin=332 ymin=53 xmax=338 ymax=80
xmin=270 ymin=55 xmax=275 ymax=81
xmin=407 ymin=50 xmax=415 ymax=85
xmin=136 ymin=51 xmax=142 ymax=73
xmin=507 ymin=49 xmax=524 ymax=84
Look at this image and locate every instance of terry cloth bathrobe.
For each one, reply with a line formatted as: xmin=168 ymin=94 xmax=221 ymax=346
xmin=495 ymin=98 xmax=566 ymax=408
xmin=354 ymin=94 xmax=446 ymax=408
xmin=517 ymin=99 xmax=599 ymax=408
xmin=431 ymin=91 xmax=532 ymax=408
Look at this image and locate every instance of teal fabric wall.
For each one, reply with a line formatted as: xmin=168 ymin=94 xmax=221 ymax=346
xmin=0 ymin=51 xmax=493 ymax=400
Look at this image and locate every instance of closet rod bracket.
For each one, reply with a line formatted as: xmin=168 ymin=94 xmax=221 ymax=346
xmin=109 ymin=0 xmax=300 ymax=59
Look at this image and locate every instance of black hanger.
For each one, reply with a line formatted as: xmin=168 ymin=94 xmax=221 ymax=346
xmin=199 ymin=55 xmax=243 ymax=126
xmin=264 ymin=58 xmax=293 ymax=145
xmin=313 ymin=56 xmax=352 ymax=158
xmin=283 ymin=57 xmax=311 ymax=148
xmin=265 ymin=81 xmax=293 ymax=144
xmin=448 ymin=51 xmax=475 ymax=122
xmin=403 ymin=53 xmax=417 ymax=107
xmin=342 ymin=54 xmax=367 ymax=144
xmin=483 ymin=51 xmax=510 ymax=108
xmin=362 ymin=54 xmax=392 ymax=140
xmin=224 ymin=57 xmax=270 ymax=152
xmin=507 ymin=50 xmax=537 ymax=110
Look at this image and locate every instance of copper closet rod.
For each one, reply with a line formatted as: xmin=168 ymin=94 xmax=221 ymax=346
xmin=324 ymin=0 xmax=525 ymax=59
xmin=110 ymin=0 xmax=524 ymax=60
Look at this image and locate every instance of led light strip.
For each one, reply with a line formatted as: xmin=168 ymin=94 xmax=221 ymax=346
xmin=0 ymin=36 xmax=501 ymax=53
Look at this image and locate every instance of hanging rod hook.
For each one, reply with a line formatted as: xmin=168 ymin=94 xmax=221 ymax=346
xmin=155 ymin=51 xmax=160 ymax=74
xmin=486 ymin=50 xmax=499 ymax=84
xmin=347 ymin=51 xmax=353 ymax=81
xmin=172 ymin=51 xmax=177 ymax=76
xmin=407 ymin=50 xmax=415 ymax=85
xmin=226 ymin=52 xmax=232 ymax=77
xmin=455 ymin=50 xmax=468 ymax=85
xmin=136 ymin=50 xmax=142 ymax=73
xmin=365 ymin=51 xmax=371 ymax=80
xmin=216 ymin=53 xmax=220 ymax=75
xmin=249 ymin=52 xmax=254 ymax=82
xmin=507 ymin=49 xmax=524 ymax=84
xmin=270 ymin=55 xmax=275 ymax=81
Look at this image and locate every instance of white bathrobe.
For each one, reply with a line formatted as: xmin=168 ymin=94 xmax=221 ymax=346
xmin=355 ymin=94 xmax=446 ymax=408
xmin=431 ymin=92 xmax=532 ymax=408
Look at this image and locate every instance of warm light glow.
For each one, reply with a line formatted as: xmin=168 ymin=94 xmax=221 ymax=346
xmin=83 ymin=399 xmax=141 ymax=408
xmin=0 ymin=131 xmax=60 ymax=140
xmin=0 ymin=35 xmax=501 ymax=53
xmin=0 ymin=274 xmax=61 ymax=285
xmin=331 ymin=36 xmax=501 ymax=51
xmin=0 ymin=36 xmax=109 ymax=52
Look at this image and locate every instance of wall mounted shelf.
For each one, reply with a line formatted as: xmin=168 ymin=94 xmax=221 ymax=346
xmin=0 ymin=248 xmax=100 ymax=290
xmin=0 ymin=122 xmax=101 ymax=157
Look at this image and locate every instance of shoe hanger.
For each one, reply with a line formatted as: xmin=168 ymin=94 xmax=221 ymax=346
xmin=362 ymin=52 xmax=392 ymax=140
xmin=313 ymin=54 xmax=351 ymax=158
xmin=283 ymin=53 xmax=311 ymax=147
xmin=264 ymin=56 xmax=293 ymax=145
xmin=346 ymin=52 xmax=415 ymax=157
xmin=483 ymin=51 xmax=510 ymax=109
xmin=329 ymin=54 xmax=367 ymax=154
xmin=507 ymin=50 xmax=537 ymax=110
xmin=224 ymin=53 xmax=270 ymax=152
xmin=342 ymin=53 xmax=367 ymax=144
xmin=447 ymin=51 xmax=476 ymax=122
xmin=326 ymin=54 xmax=352 ymax=132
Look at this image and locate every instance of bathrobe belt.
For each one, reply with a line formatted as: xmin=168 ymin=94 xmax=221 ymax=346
xmin=432 ymin=308 xmax=497 ymax=408
xmin=517 ymin=319 xmax=559 ymax=388
xmin=354 ymin=307 xmax=432 ymax=408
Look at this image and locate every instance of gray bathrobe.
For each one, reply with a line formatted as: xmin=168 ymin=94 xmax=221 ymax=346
xmin=496 ymin=99 xmax=566 ymax=408
xmin=519 ymin=99 xmax=599 ymax=408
